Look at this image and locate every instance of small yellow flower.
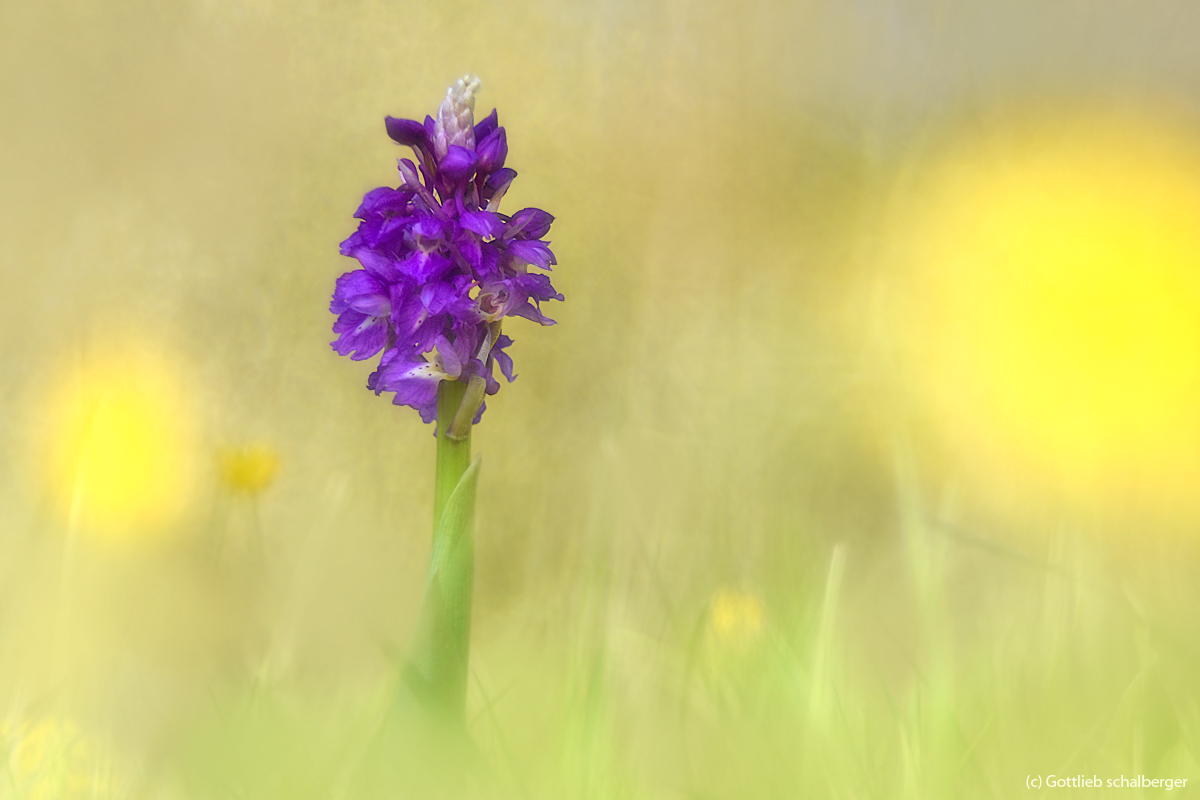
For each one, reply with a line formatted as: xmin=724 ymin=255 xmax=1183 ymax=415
xmin=218 ymin=443 xmax=280 ymax=494
xmin=708 ymin=587 xmax=765 ymax=645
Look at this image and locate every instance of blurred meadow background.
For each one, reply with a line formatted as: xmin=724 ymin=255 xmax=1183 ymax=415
xmin=6 ymin=0 xmax=1200 ymax=797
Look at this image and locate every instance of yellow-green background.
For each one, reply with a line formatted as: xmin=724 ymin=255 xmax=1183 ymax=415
xmin=4 ymin=0 xmax=1200 ymax=797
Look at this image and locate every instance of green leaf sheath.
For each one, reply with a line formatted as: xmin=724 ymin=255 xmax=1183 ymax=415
xmin=420 ymin=455 xmax=480 ymax=716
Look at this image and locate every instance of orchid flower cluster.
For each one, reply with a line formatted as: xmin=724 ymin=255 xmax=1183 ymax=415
xmin=330 ymin=76 xmax=562 ymax=428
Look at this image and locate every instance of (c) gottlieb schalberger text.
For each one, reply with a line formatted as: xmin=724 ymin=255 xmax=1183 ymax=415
xmin=1027 ymin=774 xmax=1188 ymax=790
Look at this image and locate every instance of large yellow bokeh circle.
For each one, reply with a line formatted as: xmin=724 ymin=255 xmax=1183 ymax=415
xmin=42 ymin=344 xmax=196 ymax=540
xmin=887 ymin=111 xmax=1200 ymax=503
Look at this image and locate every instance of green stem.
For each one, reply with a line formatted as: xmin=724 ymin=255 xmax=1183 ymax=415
xmin=435 ymin=380 xmax=472 ymax=531
xmin=411 ymin=379 xmax=478 ymax=719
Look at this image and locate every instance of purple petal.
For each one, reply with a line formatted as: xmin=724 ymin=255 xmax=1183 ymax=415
xmin=460 ymin=210 xmax=505 ymax=239
xmin=485 ymin=168 xmax=516 ymax=192
xmin=439 ymin=145 xmax=478 ymax=184
xmin=476 ymin=242 xmax=502 ymax=282
xmin=434 ymin=334 xmax=462 ymax=378
xmin=388 ymin=280 xmax=411 ymax=312
xmin=385 ymin=116 xmax=428 ymax=147
xmin=375 ymin=355 xmax=443 ymax=424
xmin=473 ymin=109 xmax=499 ymax=143
xmin=391 ymin=300 xmax=439 ymax=354
xmin=331 ymin=270 xmax=386 ymax=312
xmin=492 ymin=334 xmax=516 ymax=382
xmin=391 ymin=289 xmax=450 ymax=353
xmin=347 ymin=294 xmax=390 ymax=317
xmin=399 ymin=250 xmax=452 ymax=283
xmin=449 ymin=321 xmax=480 ymax=365
xmin=356 ymin=216 xmax=385 ymax=248
xmin=365 ymin=348 xmax=392 ymax=393
xmin=350 ymin=248 xmax=402 ymax=283
xmin=355 ymin=186 xmax=412 ymax=218
xmin=475 ymin=127 xmax=508 ymax=175
xmin=483 ymin=369 xmax=500 ymax=396
xmin=398 ymin=158 xmax=423 ymax=189
xmin=510 ymin=301 xmax=557 ymax=326
xmin=339 ymin=228 xmax=365 ymax=256
xmin=506 ymin=208 xmax=554 ymax=240
xmin=331 ymin=310 xmax=388 ymax=360
xmin=371 ymin=215 xmax=410 ymax=249
xmin=420 ymin=281 xmax=461 ymax=315
xmin=513 ymin=272 xmax=564 ymax=302
xmin=451 ymin=230 xmax=481 ymax=272
xmin=417 ymin=285 xmax=444 ymax=312
xmin=507 ymin=239 xmax=557 ymax=270
xmin=410 ymin=215 xmax=445 ymax=242
xmin=482 ymin=168 xmax=516 ymax=207
xmin=409 ymin=314 xmax=446 ymax=353
xmin=460 ymin=355 xmax=486 ymax=380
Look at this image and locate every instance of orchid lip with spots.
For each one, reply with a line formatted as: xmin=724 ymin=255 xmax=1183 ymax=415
xmin=330 ymin=75 xmax=563 ymax=430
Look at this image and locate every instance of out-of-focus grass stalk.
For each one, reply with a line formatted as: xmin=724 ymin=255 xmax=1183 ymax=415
xmin=891 ymin=434 xmax=956 ymax=798
xmin=51 ymin=439 xmax=90 ymax=680
xmin=408 ymin=380 xmax=480 ymax=720
xmin=808 ymin=543 xmax=846 ymax=727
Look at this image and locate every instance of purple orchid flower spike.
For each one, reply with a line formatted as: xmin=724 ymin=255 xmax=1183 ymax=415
xmin=329 ymin=76 xmax=562 ymax=722
xmin=330 ymin=75 xmax=562 ymax=434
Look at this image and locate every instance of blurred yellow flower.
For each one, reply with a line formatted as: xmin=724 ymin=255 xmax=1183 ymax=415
xmin=888 ymin=110 xmax=1200 ymax=502
xmin=0 ymin=717 xmax=113 ymax=800
xmin=42 ymin=345 xmax=196 ymax=540
xmin=217 ymin=443 xmax=280 ymax=495
xmin=708 ymin=587 xmax=765 ymax=645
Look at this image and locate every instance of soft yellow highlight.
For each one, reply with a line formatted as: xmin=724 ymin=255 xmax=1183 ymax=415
xmin=45 ymin=346 xmax=195 ymax=537
xmin=0 ymin=717 xmax=107 ymax=800
xmin=218 ymin=443 xmax=280 ymax=495
xmin=890 ymin=112 xmax=1200 ymax=497
xmin=708 ymin=587 xmax=765 ymax=644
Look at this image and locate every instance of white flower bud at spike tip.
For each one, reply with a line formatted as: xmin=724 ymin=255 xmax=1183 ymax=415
xmin=433 ymin=74 xmax=482 ymax=159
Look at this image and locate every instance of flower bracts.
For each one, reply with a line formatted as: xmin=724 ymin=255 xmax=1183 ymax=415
xmin=330 ymin=76 xmax=562 ymax=425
